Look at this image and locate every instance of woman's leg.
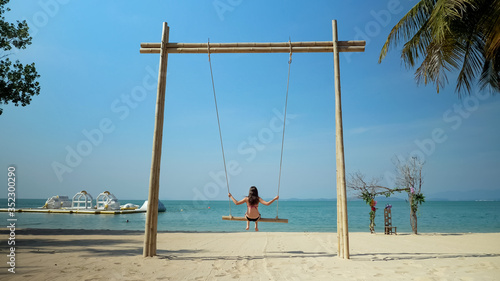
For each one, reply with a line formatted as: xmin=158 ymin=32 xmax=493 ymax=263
xmin=246 ymin=220 xmax=249 ymax=230
xmin=255 ymin=221 xmax=259 ymax=231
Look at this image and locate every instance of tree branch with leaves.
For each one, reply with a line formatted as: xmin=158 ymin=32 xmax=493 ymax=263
xmin=393 ymin=156 xmax=426 ymax=234
xmin=0 ymin=0 xmax=40 ymax=115
xmin=347 ymin=172 xmax=397 ymax=233
xmin=348 ymin=156 xmax=426 ymax=234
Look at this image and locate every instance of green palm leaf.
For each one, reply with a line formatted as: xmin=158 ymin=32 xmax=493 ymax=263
xmin=380 ymin=0 xmax=500 ymax=95
xmin=379 ymin=0 xmax=435 ymax=64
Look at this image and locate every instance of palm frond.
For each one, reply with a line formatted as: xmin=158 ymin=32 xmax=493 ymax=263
xmin=479 ymin=60 xmax=500 ymax=91
xmin=379 ymin=0 xmax=436 ymax=63
xmin=456 ymin=36 xmax=485 ymax=94
xmin=478 ymin=0 xmax=500 ymax=92
xmin=400 ymin=20 xmax=433 ymax=67
xmin=415 ymin=40 xmax=462 ymax=93
xmin=381 ymin=0 xmax=500 ymax=95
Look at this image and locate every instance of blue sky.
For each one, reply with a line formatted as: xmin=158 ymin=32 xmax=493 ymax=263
xmin=1 ymin=0 xmax=499 ymax=201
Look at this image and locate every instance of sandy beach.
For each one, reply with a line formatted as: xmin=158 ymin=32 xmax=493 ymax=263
xmin=1 ymin=229 xmax=499 ymax=280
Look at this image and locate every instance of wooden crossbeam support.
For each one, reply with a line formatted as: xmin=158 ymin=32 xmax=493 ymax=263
xmin=141 ymin=46 xmax=364 ymax=54
xmin=332 ymin=19 xmax=350 ymax=260
xmin=139 ymin=41 xmax=365 ymax=54
xmin=143 ymin=22 xmax=169 ymax=258
xmin=222 ymin=216 xmax=288 ymax=223
xmin=141 ymin=40 xmax=365 ymax=48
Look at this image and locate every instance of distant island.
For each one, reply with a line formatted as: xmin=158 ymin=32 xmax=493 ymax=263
xmin=278 ymin=189 xmax=500 ymax=202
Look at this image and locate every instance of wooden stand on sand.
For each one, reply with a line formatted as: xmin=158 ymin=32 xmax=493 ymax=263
xmin=384 ymin=208 xmax=397 ymax=235
xmin=140 ymin=20 xmax=364 ymax=259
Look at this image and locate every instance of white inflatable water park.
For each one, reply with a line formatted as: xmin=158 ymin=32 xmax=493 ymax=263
xmin=1 ymin=190 xmax=166 ymax=215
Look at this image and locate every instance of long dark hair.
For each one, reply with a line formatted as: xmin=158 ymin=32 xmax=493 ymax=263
xmin=248 ymin=186 xmax=259 ymax=206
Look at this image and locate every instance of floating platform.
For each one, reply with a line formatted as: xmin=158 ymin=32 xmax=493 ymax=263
xmin=0 ymin=208 xmax=146 ymax=215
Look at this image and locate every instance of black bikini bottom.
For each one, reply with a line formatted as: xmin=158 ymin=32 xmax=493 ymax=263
xmin=245 ymin=214 xmax=261 ymax=222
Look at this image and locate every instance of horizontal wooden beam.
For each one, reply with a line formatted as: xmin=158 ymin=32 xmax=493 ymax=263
xmin=141 ymin=40 xmax=365 ymax=49
xmin=140 ymin=45 xmax=364 ymax=54
xmin=222 ymin=216 xmax=288 ymax=223
xmin=139 ymin=40 xmax=365 ymax=54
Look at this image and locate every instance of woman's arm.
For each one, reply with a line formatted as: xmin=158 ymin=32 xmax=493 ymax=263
xmin=259 ymin=196 xmax=279 ymax=206
xmin=228 ymin=193 xmax=247 ymax=205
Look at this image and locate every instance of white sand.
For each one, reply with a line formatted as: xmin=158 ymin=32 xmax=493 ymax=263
xmin=1 ymin=229 xmax=499 ymax=280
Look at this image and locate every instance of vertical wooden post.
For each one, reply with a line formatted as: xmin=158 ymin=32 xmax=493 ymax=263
xmin=143 ymin=22 xmax=169 ymax=258
xmin=332 ymin=19 xmax=349 ymax=259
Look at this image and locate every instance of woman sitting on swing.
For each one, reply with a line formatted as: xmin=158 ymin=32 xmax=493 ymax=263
xmin=228 ymin=186 xmax=279 ymax=231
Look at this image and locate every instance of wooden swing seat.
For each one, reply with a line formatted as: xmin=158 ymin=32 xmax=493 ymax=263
xmin=222 ymin=216 xmax=288 ymax=223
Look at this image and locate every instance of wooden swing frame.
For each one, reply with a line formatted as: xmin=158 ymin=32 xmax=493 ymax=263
xmin=141 ymin=20 xmax=364 ymax=260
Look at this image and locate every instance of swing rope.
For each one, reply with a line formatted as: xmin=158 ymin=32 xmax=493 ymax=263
xmin=276 ymin=39 xmax=292 ymax=219
xmin=208 ymin=39 xmax=232 ymax=217
xmin=208 ymin=38 xmax=292 ymax=220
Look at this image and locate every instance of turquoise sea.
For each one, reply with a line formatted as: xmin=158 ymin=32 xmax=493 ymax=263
xmin=1 ymin=199 xmax=499 ymax=233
